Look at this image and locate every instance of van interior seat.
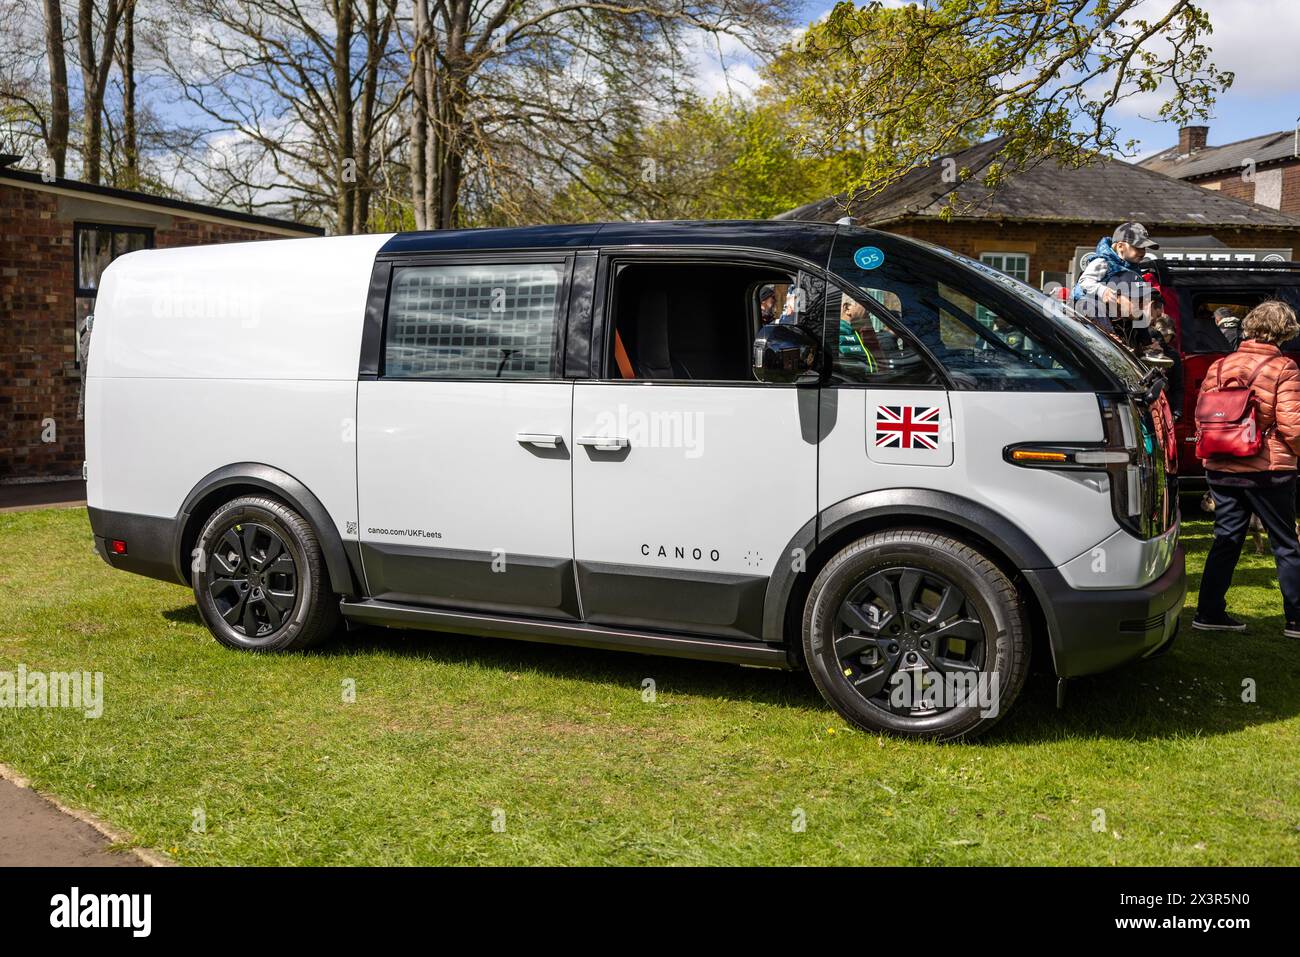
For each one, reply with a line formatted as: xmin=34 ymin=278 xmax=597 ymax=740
xmin=612 ymin=262 xmax=787 ymax=381
xmin=634 ymin=286 xmax=674 ymax=378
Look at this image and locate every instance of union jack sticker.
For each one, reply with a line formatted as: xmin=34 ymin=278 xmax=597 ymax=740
xmin=875 ymin=405 xmax=941 ymax=450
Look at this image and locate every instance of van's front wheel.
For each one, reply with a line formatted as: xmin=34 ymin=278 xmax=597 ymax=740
xmin=192 ymin=496 xmax=340 ymax=651
xmin=803 ymin=530 xmax=1029 ymax=741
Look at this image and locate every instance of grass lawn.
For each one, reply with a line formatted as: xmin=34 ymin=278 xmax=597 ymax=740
xmin=2 ymin=506 xmax=1299 ymax=866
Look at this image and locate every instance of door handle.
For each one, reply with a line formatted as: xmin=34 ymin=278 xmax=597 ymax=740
xmin=516 ymin=432 xmax=563 ymax=449
xmin=576 ymin=435 xmax=629 ymax=451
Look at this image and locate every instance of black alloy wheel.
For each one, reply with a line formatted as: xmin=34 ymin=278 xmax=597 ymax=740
xmin=206 ymin=522 xmax=300 ymax=639
xmin=835 ymin=565 xmax=987 ymax=717
xmin=803 ymin=529 xmax=1030 ymax=741
xmin=192 ymin=496 xmax=340 ymax=651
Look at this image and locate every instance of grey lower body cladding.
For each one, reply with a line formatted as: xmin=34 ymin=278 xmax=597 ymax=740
xmin=1021 ymin=546 xmax=1186 ymax=678
xmin=358 ymin=541 xmax=768 ymax=640
xmin=338 ymin=598 xmax=792 ymax=668
xmin=87 ymin=507 xmax=184 ymax=585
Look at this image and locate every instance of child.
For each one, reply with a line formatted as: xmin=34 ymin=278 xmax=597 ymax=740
xmin=1143 ymin=304 xmax=1183 ymax=417
xmin=1072 ymin=222 xmax=1159 ymax=333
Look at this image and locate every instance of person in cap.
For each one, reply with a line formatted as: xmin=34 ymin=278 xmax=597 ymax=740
xmin=1214 ymin=306 xmax=1243 ymax=351
xmin=759 ymin=285 xmax=778 ymax=324
xmin=1071 ymin=222 xmax=1160 ymax=333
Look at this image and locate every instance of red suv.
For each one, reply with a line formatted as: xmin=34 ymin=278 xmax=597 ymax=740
xmin=1143 ymin=259 xmax=1300 ymax=482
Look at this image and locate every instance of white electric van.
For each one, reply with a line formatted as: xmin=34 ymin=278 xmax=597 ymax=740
xmin=86 ymin=221 xmax=1183 ymax=739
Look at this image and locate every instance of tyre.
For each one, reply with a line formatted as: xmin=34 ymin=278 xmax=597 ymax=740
xmin=192 ymin=495 xmax=340 ymax=651
xmin=803 ymin=529 xmax=1029 ymax=741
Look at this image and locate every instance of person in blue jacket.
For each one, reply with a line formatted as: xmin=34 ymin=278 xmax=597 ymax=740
xmin=1072 ymin=222 xmax=1159 ymax=333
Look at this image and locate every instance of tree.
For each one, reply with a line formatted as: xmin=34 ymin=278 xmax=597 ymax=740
xmin=4 ymin=0 xmax=155 ymax=185
xmin=148 ymin=0 xmax=404 ymax=233
xmin=43 ymin=0 xmax=70 ymax=176
xmin=788 ymin=0 xmax=1232 ymax=214
xmin=539 ymin=97 xmax=831 ymax=223
xmin=403 ymin=0 xmax=797 ymax=229
xmin=116 ymin=0 xmax=137 ymax=187
xmin=0 ymin=0 xmax=68 ymax=173
xmin=76 ymin=0 xmax=125 ymax=184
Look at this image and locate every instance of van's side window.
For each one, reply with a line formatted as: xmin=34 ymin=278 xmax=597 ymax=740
xmin=827 ymin=285 xmax=940 ymax=386
xmin=829 ymin=238 xmax=1097 ymax=391
xmin=384 ymin=263 xmax=562 ymax=378
xmin=606 ymin=261 xmax=822 ymax=381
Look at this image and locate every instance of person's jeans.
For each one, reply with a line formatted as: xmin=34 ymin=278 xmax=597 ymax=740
xmin=1198 ymin=475 xmax=1300 ymax=622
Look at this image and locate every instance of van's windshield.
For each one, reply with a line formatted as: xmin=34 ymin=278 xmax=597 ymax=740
xmin=931 ymin=244 xmax=1147 ymax=390
xmin=829 ymin=231 xmax=1145 ymax=392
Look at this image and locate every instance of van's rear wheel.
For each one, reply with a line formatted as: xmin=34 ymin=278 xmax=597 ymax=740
xmin=803 ymin=529 xmax=1029 ymax=741
xmin=193 ymin=496 xmax=340 ymax=651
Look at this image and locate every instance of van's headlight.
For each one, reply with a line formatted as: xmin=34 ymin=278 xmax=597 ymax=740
xmin=1003 ymin=396 xmax=1173 ymax=539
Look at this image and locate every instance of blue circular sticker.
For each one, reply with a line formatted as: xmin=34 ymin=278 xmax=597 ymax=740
xmin=853 ymin=246 xmax=885 ymax=270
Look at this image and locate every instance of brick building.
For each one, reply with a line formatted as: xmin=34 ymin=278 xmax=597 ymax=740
xmin=1 ymin=156 xmax=322 ymax=482
xmin=1140 ymin=125 xmax=1300 ymax=216
xmin=780 ymin=135 xmax=1300 ymax=288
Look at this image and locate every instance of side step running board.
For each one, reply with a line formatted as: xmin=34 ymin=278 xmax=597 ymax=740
xmin=338 ymin=599 xmax=794 ymax=670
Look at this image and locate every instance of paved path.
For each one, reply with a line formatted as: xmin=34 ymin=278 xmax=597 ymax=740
xmin=0 ymin=479 xmax=86 ymax=513
xmin=0 ymin=777 xmax=146 ymax=866
xmin=1 ymin=486 xmax=155 ymax=866
xmin=1 ymin=483 xmax=156 ymax=866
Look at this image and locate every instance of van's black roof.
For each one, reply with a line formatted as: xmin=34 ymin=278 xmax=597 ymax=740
xmin=378 ymin=220 xmax=846 ymax=259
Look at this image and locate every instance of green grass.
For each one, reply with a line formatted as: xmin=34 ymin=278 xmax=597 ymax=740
xmin=2 ymin=507 xmax=1299 ymax=865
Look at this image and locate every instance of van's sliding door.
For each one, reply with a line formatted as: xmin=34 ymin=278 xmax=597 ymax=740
xmin=356 ymin=255 xmax=580 ymax=619
xmin=569 ymin=255 xmax=821 ymax=641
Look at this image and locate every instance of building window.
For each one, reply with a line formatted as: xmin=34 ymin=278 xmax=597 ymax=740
xmin=978 ymin=252 xmax=1029 ymax=282
xmin=74 ymin=223 xmax=153 ymax=296
xmin=383 ymin=262 xmax=563 ymax=379
xmin=73 ymin=224 xmax=154 ymax=367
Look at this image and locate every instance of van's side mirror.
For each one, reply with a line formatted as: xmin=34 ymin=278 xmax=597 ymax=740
xmin=753 ymin=323 xmax=820 ymax=384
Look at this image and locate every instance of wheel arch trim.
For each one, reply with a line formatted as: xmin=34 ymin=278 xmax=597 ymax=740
xmin=174 ymin=463 xmax=359 ymax=597
xmin=761 ymin=488 xmax=1052 ymax=644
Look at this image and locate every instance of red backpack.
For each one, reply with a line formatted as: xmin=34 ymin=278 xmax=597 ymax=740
xmin=1194 ymin=356 xmax=1285 ymax=459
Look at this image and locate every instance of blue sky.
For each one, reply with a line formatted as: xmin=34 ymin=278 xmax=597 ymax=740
xmin=1083 ymin=0 xmax=1300 ymax=158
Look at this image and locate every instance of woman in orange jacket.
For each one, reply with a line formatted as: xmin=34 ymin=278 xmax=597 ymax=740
xmin=1195 ymin=300 xmax=1300 ymax=637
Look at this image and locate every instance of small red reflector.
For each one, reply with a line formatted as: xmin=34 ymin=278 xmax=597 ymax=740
xmin=110 ymin=539 xmax=127 ymax=555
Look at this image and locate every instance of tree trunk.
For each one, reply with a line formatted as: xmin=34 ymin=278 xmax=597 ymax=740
xmin=42 ymin=0 xmax=69 ymax=177
xmin=77 ymin=0 xmax=123 ymax=184
xmin=428 ymin=37 xmax=444 ymax=230
xmin=410 ymin=0 xmax=431 ymax=230
xmin=431 ymin=0 xmax=469 ymax=229
xmin=354 ymin=0 xmax=387 ymax=234
xmin=333 ymin=0 xmax=356 ymax=234
xmin=120 ymin=0 xmax=137 ymax=188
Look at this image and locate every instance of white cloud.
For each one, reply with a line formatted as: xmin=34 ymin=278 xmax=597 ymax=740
xmin=1098 ymin=0 xmax=1300 ymax=119
xmin=692 ymin=60 xmax=763 ymax=100
xmin=680 ymin=26 xmax=765 ymax=101
xmin=1196 ymin=0 xmax=1300 ymax=96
